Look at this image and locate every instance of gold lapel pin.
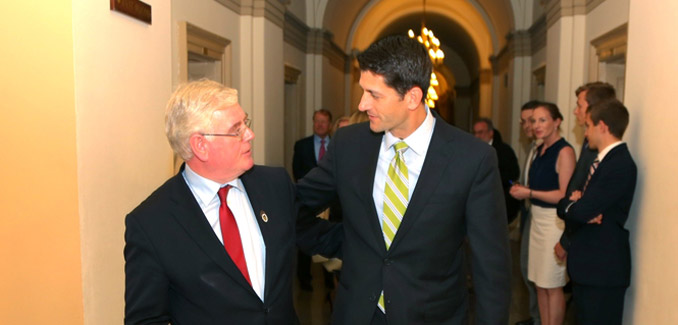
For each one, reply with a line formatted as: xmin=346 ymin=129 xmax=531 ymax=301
xmin=260 ymin=211 xmax=268 ymax=223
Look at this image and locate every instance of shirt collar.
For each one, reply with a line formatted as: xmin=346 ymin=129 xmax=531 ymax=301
xmin=183 ymin=164 xmax=243 ymax=205
xmin=314 ymin=134 xmax=330 ymax=142
xmin=383 ymin=106 xmax=435 ymax=156
xmin=597 ymin=141 xmax=624 ymax=162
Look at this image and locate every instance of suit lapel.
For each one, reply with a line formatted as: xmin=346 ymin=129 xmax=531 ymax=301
xmin=167 ymin=174 xmax=256 ymax=293
xmin=389 ymin=119 xmax=454 ymax=252
xmin=354 ymin=127 xmax=387 ymax=252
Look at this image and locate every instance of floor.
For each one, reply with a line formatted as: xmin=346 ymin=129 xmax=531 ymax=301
xmin=293 ymin=221 xmax=576 ymax=324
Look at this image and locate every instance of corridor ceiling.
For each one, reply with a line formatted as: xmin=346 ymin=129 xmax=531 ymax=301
xmin=319 ymin=0 xmax=515 ymax=73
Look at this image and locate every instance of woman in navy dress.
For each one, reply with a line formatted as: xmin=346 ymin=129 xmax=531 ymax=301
xmin=511 ymin=102 xmax=575 ymax=325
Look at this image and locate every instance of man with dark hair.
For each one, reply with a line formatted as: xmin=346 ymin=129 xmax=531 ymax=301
xmin=557 ymin=98 xmax=636 ymax=324
xmin=292 ymin=108 xmax=333 ymax=291
xmin=515 ymin=99 xmax=542 ymax=325
xmin=297 ymin=35 xmax=511 ymax=324
xmin=473 ymin=118 xmax=520 ymax=223
xmin=554 ymin=82 xmax=616 ymax=261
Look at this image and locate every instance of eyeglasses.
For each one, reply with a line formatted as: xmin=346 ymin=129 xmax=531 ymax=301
xmin=202 ymin=118 xmax=251 ymax=139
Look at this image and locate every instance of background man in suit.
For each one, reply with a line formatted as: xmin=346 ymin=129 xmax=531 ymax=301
xmin=554 ymin=82 xmax=616 ymax=262
xmin=473 ymin=118 xmax=521 ymax=223
xmin=124 ymin=80 xmax=336 ymax=324
xmin=296 ymin=35 xmax=511 ymax=324
xmin=292 ymin=108 xmax=334 ymax=291
xmin=515 ymin=100 xmax=542 ymax=325
xmin=557 ymin=98 xmax=636 ymax=324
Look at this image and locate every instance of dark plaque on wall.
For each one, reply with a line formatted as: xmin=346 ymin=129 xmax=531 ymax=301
xmin=110 ymin=0 xmax=152 ymax=24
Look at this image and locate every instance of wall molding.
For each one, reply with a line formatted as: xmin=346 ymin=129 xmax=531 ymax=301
xmin=214 ymin=0 xmax=285 ymax=29
xmin=591 ymin=23 xmax=627 ymax=62
xmin=284 ymin=11 xmax=309 ymax=52
xmin=529 ymin=15 xmax=547 ymax=55
xmin=545 ymin=0 xmax=588 ymax=29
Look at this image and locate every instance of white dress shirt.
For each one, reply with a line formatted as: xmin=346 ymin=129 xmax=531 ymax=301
xmin=372 ymin=107 xmax=436 ymax=229
xmin=182 ymin=164 xmax=266 ymax=301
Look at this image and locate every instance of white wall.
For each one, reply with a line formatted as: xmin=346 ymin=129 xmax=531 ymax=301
xmin=72 ymin=0 xmax=173 ymax=323
xmin=623 ymin=0 xmax=678 ymax=323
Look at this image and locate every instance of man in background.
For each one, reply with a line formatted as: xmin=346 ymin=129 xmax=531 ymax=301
xmin=473 ymin=118 xmax=521 ymax=223
xmin=292 ymin=109 xmax=334 ymax=291
xmin=515 ymin=100 xmax=542 ymax=325
xmin=557 ymin=98 xmax=636 ymax=324
xmin=555 ymin=82 xmax=616 ymax=261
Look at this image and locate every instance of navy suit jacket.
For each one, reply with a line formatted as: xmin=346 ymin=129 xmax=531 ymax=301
xmin=124 ymin=165 xmax=338 ymax=324
xmin=557 ymin=143 xmax=637 ymax=287
xmin=293 ymin=135 xmax=317 ymax=181
xmin=560 ymin=139 xmax=599 ymax=250
xmin=297 ymin=119 xmax=512 ymax=324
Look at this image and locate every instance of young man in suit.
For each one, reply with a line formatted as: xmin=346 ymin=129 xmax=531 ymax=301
xmin=296 ymin=35 xmax=511 ymax=324
xmin=124 ymin=80 xmax=338 ymax=324
xmin=557 ymin=98 xmax=636 ymax=324
xmin=473 ymin=118 xmax=521 ymax=223
xmin=515 ymin=100 xmax=542 ymax=325
xmin=554 ymin=82 xmax=616 ymax=261
xmin=292 ymin=108 xmax=333 ymax=291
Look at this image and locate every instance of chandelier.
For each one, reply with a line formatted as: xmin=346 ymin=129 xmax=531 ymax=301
xmin=407 ymin=0 xmax=444 ymax=108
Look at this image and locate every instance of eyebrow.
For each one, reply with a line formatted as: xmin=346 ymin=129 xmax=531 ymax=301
xmin=228 ymin=114 xmax=248 ymax=132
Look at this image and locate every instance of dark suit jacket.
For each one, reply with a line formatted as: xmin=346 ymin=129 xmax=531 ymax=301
xmin=125 ymin=166 xmax=306 ymax=324
xmin=556 ymin=143 xmax=637 ymax=287
xmin=297 ymin=119 xmax=512 ymax=324
xmin=559 ymin=140 xmax=598 ymax=250
xmin=293 ymin=135 xmax=317 ymax=181
xmin=492 ymin=130 xmax=521 ymax=223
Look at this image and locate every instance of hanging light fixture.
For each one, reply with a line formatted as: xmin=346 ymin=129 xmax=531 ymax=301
xmin=408 ymin=0 xmax=444 ymax=108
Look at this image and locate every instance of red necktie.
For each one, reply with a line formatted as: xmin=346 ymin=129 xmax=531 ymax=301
xmin=318 ymin=138 xmax=326 ymax=161
xmin=217 ymin=186 xmax=251 ymax=285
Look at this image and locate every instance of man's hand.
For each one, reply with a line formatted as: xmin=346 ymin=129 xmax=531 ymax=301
xmin=569 ymin=190 xmax=582 ymax=202
xmin=587 ymin=214 xmax=603 ymax=224
xmin=554 ymin=242 xmax=567 ymax=262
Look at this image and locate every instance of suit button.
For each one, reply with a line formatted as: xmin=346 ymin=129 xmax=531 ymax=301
xmin=369 ymin=293 xmax=377 ymax=301
xmin=264 ymin=307 xmax=271 ymax=313
xmin=383 ymin=258 xmax=392 ymax=266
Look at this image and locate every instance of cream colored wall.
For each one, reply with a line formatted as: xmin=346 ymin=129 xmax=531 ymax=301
xmin=171 ymin=0 xmax=242 ymax=90
xmin=584 ymin=0 xmax=629 ymax=76
xmin=258 ymin=18 xmax=285 ymax=166
xmin=623 ymin=0 xmax=678 ymax=322
xmin=72 ymin=0 xmax=173 ymax=324
xmin=0 ymin=1 xmax=83 ymax=324
xmin=322 ymin=58 xmax=346 ymax=120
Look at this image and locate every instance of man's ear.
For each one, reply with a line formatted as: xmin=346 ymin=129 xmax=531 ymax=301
xmin=406 ymin=86 xmax=424 ymax=110
xmin=189 ymin=133 xmax=209 ymax=162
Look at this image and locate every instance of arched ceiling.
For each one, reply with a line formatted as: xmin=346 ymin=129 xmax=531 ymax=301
xmin=321 ymin=0 xmax=515 ymax=56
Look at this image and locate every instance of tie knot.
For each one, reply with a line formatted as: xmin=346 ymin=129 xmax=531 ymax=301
xmin=393 ymin=141 xmax=409 ymax=153
xmin=217 ymin=185 xmax=231 ymax=204
xmin=320 ymin=138 xmax=325 ymax=145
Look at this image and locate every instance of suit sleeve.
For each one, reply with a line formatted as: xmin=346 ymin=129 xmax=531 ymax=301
xmin=559 ymin=159 xmax=637 ymax=225
xmin=124 ymin=215 xmax=171 ymax=325
xmin=296 ymin=137 xmax=343 ymax=258
xmin=466 ymin=147 xmax=512 ymax=324
xmin=292 ymin=140 xmax=303 ymax=181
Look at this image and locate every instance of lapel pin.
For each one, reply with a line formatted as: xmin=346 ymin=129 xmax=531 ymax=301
xmin=260 ymin=211 xmax=268 ymax=223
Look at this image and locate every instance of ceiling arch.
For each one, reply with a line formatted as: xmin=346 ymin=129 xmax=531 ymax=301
xmin=345 ymin=0 xmax=496 ymax=70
